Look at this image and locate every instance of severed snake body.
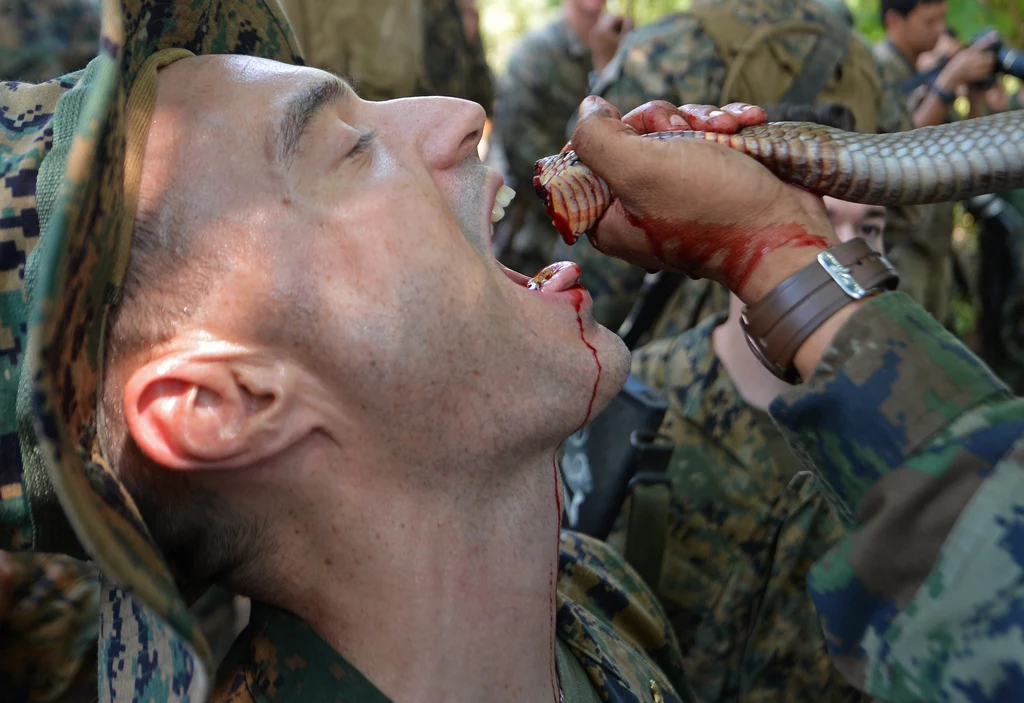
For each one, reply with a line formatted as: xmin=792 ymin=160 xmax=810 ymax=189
xmin=533 ymin=109 xmax=1024 ymax=244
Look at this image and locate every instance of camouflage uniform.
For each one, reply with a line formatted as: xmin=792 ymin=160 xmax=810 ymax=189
xmin=0 ymin=0 xmax=101 ymax=83
xmin=493 ymin=15 xmax=592 ymax=276
xmin=421 ymin=0 xmax=494 ymax=115
xmin=0 ymin=1 xmax=675 ymax=702
xmin=616 ymin=312 xmax=868 ymax=702
xmin=558 ymin=0 xmax=916 ymax=334
xmin=873 ymin=39 xmax=957 ymax=324
xmin=769 ymin=290 xmax=1024 ymax=700
xmin=211 ymin=532 xmax=693 ymax=703
xmin=7 ymin=0 xmax=1024 ymax=700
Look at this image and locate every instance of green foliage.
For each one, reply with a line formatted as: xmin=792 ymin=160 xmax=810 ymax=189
xmin=479 ymin=0 xmax=1024 ymax=74
xmin=848 ymin=0 xmax=1024 ymax=46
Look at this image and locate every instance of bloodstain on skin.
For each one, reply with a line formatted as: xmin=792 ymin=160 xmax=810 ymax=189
xmin=569 ymin=288 xmax=603 ymax=432
xmin=547 ymin=286 xmax=603 ymax=702
xmin=624 ymin=211 xmax=830 ymax=292
xmin=549 ymin=452 xmax=560 ymax=703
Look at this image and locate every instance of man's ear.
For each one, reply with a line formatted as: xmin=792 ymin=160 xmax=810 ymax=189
xmin=123 ymin=345 xmax=313 ymax=470
xmin=882 ymin=9 xmax=900 ymax=33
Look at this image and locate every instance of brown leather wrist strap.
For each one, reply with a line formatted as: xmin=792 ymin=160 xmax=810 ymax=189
xmin=740 ymin=238 xmax=899 ymax=383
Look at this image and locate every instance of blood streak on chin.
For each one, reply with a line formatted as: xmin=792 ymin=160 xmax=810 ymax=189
xmin=569 ymin=288 xmax=603 ymax=431
xmin=626 ymin=211 xmax=830 ymax=291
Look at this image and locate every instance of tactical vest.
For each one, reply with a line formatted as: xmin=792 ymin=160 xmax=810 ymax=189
xmin=277 ymin=0 xmax=427 ymax=101
xmin=687 ymin=4 xmax=883 ymax=132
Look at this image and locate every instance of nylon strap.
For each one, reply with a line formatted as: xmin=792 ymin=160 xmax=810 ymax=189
xmin=781 ymin=9 xmax=852 ymax=105
xmin=623 ymin=482 xmax=670 ymax=591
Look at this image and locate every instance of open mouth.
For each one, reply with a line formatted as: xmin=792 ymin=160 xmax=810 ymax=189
xmin=489 ymin=184 xmax=584 ymax=295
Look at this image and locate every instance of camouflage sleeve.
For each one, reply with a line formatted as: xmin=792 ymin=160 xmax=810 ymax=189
xmin=770 ymin=291 xmax=1024 ymax=701
xmin=0 ymin=551 xmax=99 ymax=702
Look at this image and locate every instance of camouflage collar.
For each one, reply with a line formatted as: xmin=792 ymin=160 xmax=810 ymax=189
xmin=212 ymin=533 xmax=691 ymax=703
xmin=663 ymin=312 xmax=782 ymax=469
xmin=213 ymin=602 xmax=392 ymax=702
xmin=556 ymin=14 xmax=591 ymax=61
xmin=878 ymin=39 xmax=918 ymax=78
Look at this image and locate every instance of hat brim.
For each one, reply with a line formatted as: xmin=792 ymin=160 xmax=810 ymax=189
xmin=28 ymin=0 xmax=303 ymax=696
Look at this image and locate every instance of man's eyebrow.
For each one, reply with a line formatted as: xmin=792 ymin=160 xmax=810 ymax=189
xmin=272 ymin=76 xmax=352 ymax=165
xmin=865 ymin=207 xmax=887 ymax=218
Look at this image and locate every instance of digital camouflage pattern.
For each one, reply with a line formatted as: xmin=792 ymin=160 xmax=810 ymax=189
xmin=771 ymin=290 xmax=1024 ymax=701
xmin=7 ymin=0 xmax=1024 ymax=700
xmin=872 ymin=39 xmax=956 ymax=323
xmin=617 ymin=312 xmax=869 ymax=703
xmin=0 ymin=0 xmax=101 ymax=83
xmin=558 ymin=0 xmax=917 ymax=335
xmin=0 ymin=551 xmax=100 ymax=702
xmin=212 ymin=532 xmax=693 ymax=703
xmin=0 ymin=0 xmax=302 ymax=700
xmin=494 ymin=15 xmax=592 ymax=275
xmin=0 ymin=2 xmax=691 ymax=702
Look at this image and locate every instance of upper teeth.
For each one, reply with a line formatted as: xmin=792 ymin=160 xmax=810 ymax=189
xmin=491 ymin=184 xmax=516 ymax=223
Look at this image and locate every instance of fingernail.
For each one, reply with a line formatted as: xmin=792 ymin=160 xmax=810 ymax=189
xmin=709 ymin=110 xmax=725 ymax=118
xmin=580 ymin=96 xmax=610 ymax=119
xmin=669 ymin=114 xmax=686 ymax=128
xmin=740 ymin=104 xmax=757 ymax=111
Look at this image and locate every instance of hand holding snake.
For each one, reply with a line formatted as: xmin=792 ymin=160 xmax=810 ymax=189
xmin=533 ymin=96 xmax=1024 ymax=301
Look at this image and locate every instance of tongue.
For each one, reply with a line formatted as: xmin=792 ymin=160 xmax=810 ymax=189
xmin=527 ymin=261 xmax=582 ymax=293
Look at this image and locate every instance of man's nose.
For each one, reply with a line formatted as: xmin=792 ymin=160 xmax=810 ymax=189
xmin=834 ymin=223 xmax=854 ymax=244
xmin=388 ymin=96 xmax=486 ymax=171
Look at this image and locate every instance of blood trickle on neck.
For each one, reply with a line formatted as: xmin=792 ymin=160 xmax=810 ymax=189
xmin=546 ymin=287 xmax=603 ymax=702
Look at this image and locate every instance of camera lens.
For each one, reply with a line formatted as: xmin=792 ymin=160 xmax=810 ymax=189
xmin=998 ymin=47 xmax=1024 ymax=80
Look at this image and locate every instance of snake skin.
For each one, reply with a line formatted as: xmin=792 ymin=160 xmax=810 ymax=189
xmin=534 ymin=109 xmax=1024 ymax=243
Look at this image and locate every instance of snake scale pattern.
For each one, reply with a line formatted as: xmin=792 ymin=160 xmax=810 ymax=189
xmin=533 ymin=109 xmax=1024 ymax=243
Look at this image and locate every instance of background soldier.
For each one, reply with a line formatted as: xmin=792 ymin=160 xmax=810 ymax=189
xmin=874 ymin=0 xmax=999 ymax=324
xmin=279 ymin=0 xmax=494 ymax=112
xmin=492 ymin=0 xmax=631 ymax=275
xmin=557 ymin=0 xmax=916 ymax=337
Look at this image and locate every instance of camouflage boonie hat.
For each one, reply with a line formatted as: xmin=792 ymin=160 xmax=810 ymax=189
xmin=0 ymin=0 xmax=301 ymax=698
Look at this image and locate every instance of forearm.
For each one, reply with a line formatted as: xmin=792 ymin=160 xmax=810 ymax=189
xmin=769 ymin=292 xmax=1024 ymax=700
xmin=912 ymin=92 xmax=953 ymax=128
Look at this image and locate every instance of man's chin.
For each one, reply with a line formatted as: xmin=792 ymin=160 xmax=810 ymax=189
xmin=590 ymin=330 xmax=632 ymax=410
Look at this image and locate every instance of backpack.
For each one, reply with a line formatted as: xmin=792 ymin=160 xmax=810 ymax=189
xmin=687 ymin=2 xmax=882 ymax=132
xmin=278 ymin=0 xmax=427 ymax=101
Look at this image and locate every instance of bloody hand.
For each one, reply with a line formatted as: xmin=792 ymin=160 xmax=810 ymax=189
xmin=567 ymin=97 xmax=839 ymax=301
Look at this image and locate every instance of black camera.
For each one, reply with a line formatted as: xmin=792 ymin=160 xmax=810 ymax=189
xmin=973 ymin=29 xmax=1024 ymax=89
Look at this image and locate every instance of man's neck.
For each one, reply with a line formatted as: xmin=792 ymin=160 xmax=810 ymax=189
xmin=712 ymin=297 xmax=791 ymax=411
xmin=887 ymin=34 xmax=921 ymax=66
xmin=261 ymin=447 xmax=563 ymax=703
xmin=563 ymin=3 xmax=597 ymax=46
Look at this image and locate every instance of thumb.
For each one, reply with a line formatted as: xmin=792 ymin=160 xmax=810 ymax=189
xmin=571 ymin=96 xmax=643 ymax=195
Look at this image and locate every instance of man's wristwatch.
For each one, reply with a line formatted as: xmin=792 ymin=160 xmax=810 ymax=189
xmin=739 ymin=237 xmax=899 ymax=384
xmin=929 ymin=81 xmax=957 ymax=105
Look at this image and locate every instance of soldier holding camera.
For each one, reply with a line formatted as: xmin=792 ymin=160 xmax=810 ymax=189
xmin=874 ymin=0 xmax=1021 ymax=326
